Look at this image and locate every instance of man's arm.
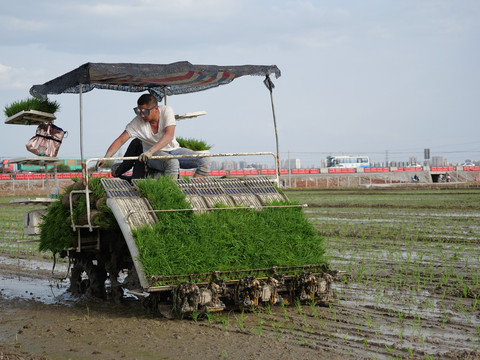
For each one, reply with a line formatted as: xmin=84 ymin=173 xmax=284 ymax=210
xmin=138 ymin=125 xmax=176 ymax=162
xmin=97 ymin=130 xmax=130 ymax=169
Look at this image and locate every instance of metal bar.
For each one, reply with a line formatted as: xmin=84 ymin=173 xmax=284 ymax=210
xmin=264 ymin=75 xmax=280 ymax=185
xmin=44 ymin=162 xmax=49 ymax=197
xmin=269 ymin=88 xmax=280 ymax=185
xmin=84 ymin=152 xmax=279 ymax=231
xmin=79 ymin=85 xmax=86 ymax=185
xmin=86 ymin=151 xmax=278 ymax=164
xmin=125 ymin=203 xmax=307 ymax=222
xmin=69 ymin=189 xmax=97 ymax=231
xmin=148 ymin=264 xmax=329 ymax=288
xmin=79 ymin=84 xmax=94 ymax=231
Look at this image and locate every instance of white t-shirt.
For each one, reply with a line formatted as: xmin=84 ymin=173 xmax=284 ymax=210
xmin=125 ymin=105 xmax=180 ymax=152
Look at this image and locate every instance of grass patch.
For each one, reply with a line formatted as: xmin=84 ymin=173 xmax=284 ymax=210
xmin=134 ymin=177 xmax=326 ymax=279
xmin=4 ymin=97 xmax=60 ymax=117
xmin=35 ymin=176 xmax=326 ymax=280
xmin=176 ymin=137 xmax=212 ymax=151
xmin=38 ymin=177 xmax=116 ymax=253
xmin=39 ymin=198 xmax=75 ymax=253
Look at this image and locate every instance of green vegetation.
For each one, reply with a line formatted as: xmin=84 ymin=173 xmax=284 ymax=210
xmin=38 ymin=197 xmax=74 ymax=253
xmin=286 ymin=188 xmax=480 ymax=209
xmin=38 ymin=177 xmax=116 ymax=253
xmin=134 ymin=176 xmax=325 ymax=279
xmin=11 ymin=176 xmax=325 ymax=280
xmin=176 ymin=137 xmax=212 ymax=151
xmin=49 ymin=164 xmax=71 ymax=173
xmin=4 ymin=97 xmax=60 ymax=117
xmin=0 ymin=197 xmax=47 ymax=257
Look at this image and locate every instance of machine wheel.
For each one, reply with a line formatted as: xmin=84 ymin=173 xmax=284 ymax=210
xmin=69 ymin=256 xmax=108 ymax=299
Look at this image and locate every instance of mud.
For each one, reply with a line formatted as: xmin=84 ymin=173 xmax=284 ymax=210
xmin=2 ymin=189 xmax=480 ymax=359
xmin=0 ymin=255 xmax=337 ymax=360
xmin=0 ymin=253 xmax=478 ymax=360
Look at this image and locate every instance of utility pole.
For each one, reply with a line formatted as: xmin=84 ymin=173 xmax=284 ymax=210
xmin=385 ymin=150 xmax=389 ymax=167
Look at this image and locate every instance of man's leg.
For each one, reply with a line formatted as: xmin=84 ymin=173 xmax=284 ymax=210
xmin=112 ymin=138 xmax=143 ymax=177
xmin=171 ymin=147 xmax=210 ymax=177
xmin=147 ymin=150 xmax=179 ymax=178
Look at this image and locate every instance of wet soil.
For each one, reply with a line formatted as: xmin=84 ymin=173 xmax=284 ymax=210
xmin=0 ymin=255 xmax=335 ymax=360
xmin=1 ymin=253 xmax=479 ymax=360
xmin=2 ymin=188 xmax=480 ymax=359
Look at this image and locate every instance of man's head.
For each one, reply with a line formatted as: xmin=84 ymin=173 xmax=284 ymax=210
xmin=137 ymin=94 xmax=157 ymax=107
xmin=134 ymin=94 xmax=158 ymax=119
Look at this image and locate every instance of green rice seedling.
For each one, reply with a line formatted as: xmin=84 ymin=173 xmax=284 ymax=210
xmin=234 ymin=311 xmax=246 ymax=331
xmin=175 ymin=137 xmax=212 ymax=151
xmin=441 ymin=288 xmax=447 ymax=301
xmin=397 ymin=310 xmax=404 ymax=324
xmin=271 ymin=321 xmax=284 ymax=341
xmin=191 ymin=310 xmax=200 ymax=323
xmin=365 ymin=312 xmax=373 ymax=328
xmin=267 ymin=302 xmax=276 ymax=316
xmin=38 ymin=177 xmax=112 ymax=254
xmin=309 ymin=299 xmax=319 ymax=318
xmin=424 ymin=299 xmax=435 ymax=311
xmin=253 ymin=325 xmax=263 ymax=336
xmin=83 ymin=305 xmax=90 ymax=320
xmin=419 ymin=333 xmax=425 ymax=348
xmin=319 ymin=316 xmax=327 ymax=329
xmin=134 ymin=177 xmax=326 ymax=279
xmin=281 ymin=302 xmax=290 ymax=322
xmin=472 ymin=273 xmax=479 ymax=289
xmin=205 ymin=311 xmax=214 ymax=326
xmin=472 ymin=298 xmax=478 ymax=312
xmin=4 ymin=97 xmax=60 ymax=117
xmin=441 ymin=311 xmax=449 ymax=329
xmin=294 ymin=299 xmax=303 ymax=315
xmin=256 ymin=310 xmax=265 ymax=328
xmin=218 ymin=315 xmax=229 ymax=330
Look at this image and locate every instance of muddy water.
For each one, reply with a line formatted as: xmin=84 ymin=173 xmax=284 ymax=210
xmin=0 ymin=255 xmax=72 ymax=305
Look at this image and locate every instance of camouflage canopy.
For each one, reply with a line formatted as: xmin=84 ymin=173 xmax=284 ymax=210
xmin=30 ymin=61 xmax=281 ymax=101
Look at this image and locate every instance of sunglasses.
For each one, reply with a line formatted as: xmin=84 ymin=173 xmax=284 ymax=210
xmin=133 ymin=105 xmax=156 ymax=117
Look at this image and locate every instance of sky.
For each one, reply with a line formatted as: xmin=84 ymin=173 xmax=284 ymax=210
xmin=1 ymin=0 xmax=479 ymax=168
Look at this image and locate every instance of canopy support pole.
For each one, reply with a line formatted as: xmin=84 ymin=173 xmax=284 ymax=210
xmin=264 ymin=76 xmax=280 ymax=183
xmin=163 ymin=87 xmax=167 ymax=105
xmin=79 ymin=85 xmax=87 ymax=186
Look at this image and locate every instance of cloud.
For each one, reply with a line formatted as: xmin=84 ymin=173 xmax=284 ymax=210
xmin=0 ymin=64 xmax=28 ymax=90
xmin=60 ymin=0 xmax=239 ymax=21
xmin=0 ymin=15 xmax=47 ymax=32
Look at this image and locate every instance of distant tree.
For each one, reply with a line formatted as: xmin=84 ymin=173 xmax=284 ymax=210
xmin=52 ymin=164 xmax=71 ymax=173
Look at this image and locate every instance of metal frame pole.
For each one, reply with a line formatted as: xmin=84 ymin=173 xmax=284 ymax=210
xmin=79 ymin=85 xmax=87 ymax=186
xmin=264 ymin=76 xmax=281 ymax=180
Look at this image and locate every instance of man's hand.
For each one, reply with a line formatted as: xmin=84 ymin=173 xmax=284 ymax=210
xmin=139 ymin=149 xmax=154 ymax=163
xmin=96 ymin=160 xmax=105 ymax=170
